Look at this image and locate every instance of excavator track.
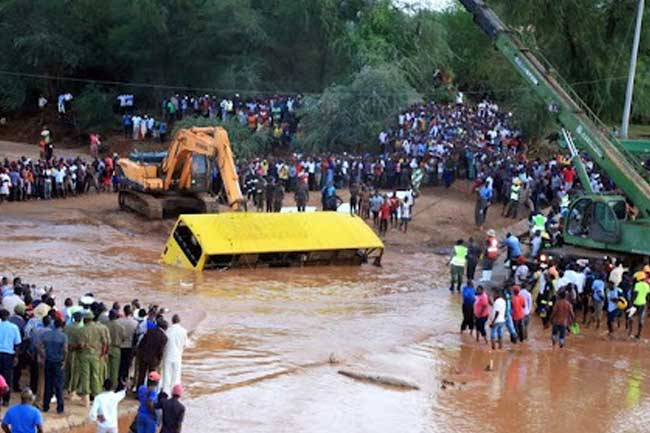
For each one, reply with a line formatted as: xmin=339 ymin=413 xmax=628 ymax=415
xmin=118 ymin=190 xmax=164 ymax=220
xmin=195 ymin=193 xmax=220 ymax=214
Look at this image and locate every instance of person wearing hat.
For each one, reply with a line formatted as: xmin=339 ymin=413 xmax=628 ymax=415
xmin=136 ymin=371 xmax=160 ymax=433
xmin=1 ymin=388 xmax=43 ymax=433
xmin=77 ymin=311 xmax=109 ymax=407
xmin=155 ymin=383 xmax=186 ymax=433
xmin=481 ymin=229 xmax=499 ymax=282
xmin=502 ymin=177 xmax=521 ymax=219
xmin=64 ymin=312 xmax=83 ymax=397
xmin=628 ymin=272 xmax=650 ymax=339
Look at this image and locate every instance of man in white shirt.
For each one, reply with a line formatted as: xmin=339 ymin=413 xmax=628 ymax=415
xmin=89 ymin=378 xmax=127 ymax=433
xmin=490 ymin=289 xmax=506 ymax=350
xmin=161 ymin=315 xmax=188 ymax=395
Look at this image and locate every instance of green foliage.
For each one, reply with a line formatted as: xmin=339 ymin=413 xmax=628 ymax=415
xmin=0 ymin=0 xmax=648 ymax=145
xmin=74 ymin=86 xmax=116 ymax=131
xmin=299 ymin=64 xmax=421 ymax=153
xmin=171 ymin=117 xmax=268 ymax=160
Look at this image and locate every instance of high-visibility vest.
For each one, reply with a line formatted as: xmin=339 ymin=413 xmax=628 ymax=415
xmin=560 ymin=194 xmax=570 ymax=208
xmin=451 ymin=245 xmax=468 ymax=267
xmin=533 ymin=214 xmax=547 ymax=232
xmin=510 ymin=184 xmax=520 ymax=201
xmin=486 ymin=237 xmax=498 ymax=260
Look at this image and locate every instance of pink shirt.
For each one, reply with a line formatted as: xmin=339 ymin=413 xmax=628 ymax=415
xmin=473 ymin=293 xmax=490 ymax=318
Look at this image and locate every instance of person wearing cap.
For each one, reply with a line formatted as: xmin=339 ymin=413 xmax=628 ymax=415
xmin=89 ymin=378 xmax=128 ymax=433
xmin=628 ymin=272 xmax=650 ymax=339
xmin=136 ymin=372 xmax=160 ymax=433
xmin=503 ymin=177 xmax=521 ymax=219
xmin=481 ymin=229 xmax=498 ymax=282
xmin=106 ymin=311 xmax=126 ymax=391
xmin=78 ymin=311 xmax=109 ymax=407
xmin=0 ymin=309 xmax=21 ymax=406
xmin=155 ymin=384 xmax=185 ymax=433
xmin=1 ymin=388 xmax=43 ymax=433
xmin=64 ymin=312 xmax=83 ymax=397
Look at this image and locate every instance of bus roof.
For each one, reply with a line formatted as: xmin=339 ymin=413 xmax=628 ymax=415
xmin=175 ymin=212 xmax=384 ymax=256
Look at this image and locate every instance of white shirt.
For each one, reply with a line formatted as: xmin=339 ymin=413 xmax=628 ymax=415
xmin=492 ymin=298 xmax=506 ymax=323
xmin=163 ymin=323 xmax=188 ymax=363
xmin=89 ymin=390 xmax=126 ymax=430
xmin=558 ymin=270 xmax=586 ymax=294
xmin=2 ymin=295 xmax=24 ymax=315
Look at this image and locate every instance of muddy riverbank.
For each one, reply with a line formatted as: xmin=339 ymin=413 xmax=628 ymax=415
xmin=2 ymin=139 xmax=650 ymax=433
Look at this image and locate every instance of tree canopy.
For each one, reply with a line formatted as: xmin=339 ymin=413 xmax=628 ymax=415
xmin=0 ymin=0 xmax=648 ymax=148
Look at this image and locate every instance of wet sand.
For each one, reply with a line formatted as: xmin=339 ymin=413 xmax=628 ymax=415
xmin=2 ymin=140 xmax=650 ymax=432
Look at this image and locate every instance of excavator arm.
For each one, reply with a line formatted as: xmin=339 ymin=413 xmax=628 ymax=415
xmin=459 ymin=0 xmax=650 ymax=219
xmin=161 ymin=127 xmax=244 ymax=210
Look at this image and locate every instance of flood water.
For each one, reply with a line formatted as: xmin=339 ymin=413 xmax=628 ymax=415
xmin=2 ymin=215 xmax=650 ymax=433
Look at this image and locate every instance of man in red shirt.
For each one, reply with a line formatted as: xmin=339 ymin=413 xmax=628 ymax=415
xmin=511 ymin=285 xmax=526 ymax=343
xmin=378 ymin=195 xmax=391 ymax=236
xmin=562 ymin=166 xmax=576 ymax=190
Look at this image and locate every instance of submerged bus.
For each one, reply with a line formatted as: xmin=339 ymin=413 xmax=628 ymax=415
xmin=162 ymin=212 xmax=384 ymax=270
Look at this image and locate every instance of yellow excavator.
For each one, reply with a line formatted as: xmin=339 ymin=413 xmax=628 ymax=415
xmin=117 ymin=126 xmax=245 ymax=219
xmin=118 ymin=125 xmax=384 ymax=270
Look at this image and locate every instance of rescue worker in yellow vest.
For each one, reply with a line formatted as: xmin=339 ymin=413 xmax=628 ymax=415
xmin=448 ymin=239 xmax=467 ymax=292
xmin=503 ymin=178 xmax=521 ymax=219
xmin=628 ymin=272 xmax=650 ymax=339
xmin=530 ymin=211 xmax=547 ymax=238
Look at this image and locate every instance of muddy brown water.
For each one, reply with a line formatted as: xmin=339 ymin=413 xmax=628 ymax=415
xmin=2 ymin=214 xmax=650 ymax=433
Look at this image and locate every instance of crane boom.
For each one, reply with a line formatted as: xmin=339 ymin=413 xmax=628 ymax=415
xmin=459 ymin=0 xmax=650 ymax=219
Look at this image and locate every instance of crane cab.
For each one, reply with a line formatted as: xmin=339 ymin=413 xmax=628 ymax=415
xmin=565 ymin=195 xmax=626 ymax=244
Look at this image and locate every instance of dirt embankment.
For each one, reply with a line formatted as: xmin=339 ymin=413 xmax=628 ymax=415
xmin=0 ymin=139 xmax=514 ymax=250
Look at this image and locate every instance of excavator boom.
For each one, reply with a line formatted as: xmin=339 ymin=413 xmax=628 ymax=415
xmin=117 ymin=126 xmax=243 ymax=218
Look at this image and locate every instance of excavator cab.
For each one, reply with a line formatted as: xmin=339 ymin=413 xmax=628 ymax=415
xmin=189 ymin=154 xmax=211 ymax=192
xmin=565 ymin=195 xmax=625 ymax=244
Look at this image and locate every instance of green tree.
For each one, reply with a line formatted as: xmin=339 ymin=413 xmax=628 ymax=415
xmin=299 ymin=64 xmax=421 ymax=153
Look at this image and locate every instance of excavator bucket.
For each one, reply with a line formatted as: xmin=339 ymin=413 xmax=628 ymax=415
xmin=162 ymin=212 xmax=384 ymax=270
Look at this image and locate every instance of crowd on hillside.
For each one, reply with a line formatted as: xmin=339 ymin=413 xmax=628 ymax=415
xmin=117 ymin=93 xmax=302 ymax=148
xmin=0 ymin=276 xmax=187 ymax=433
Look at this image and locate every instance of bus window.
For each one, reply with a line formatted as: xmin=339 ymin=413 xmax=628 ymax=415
xmin=173 ymin=223 xmax=202 ymax=267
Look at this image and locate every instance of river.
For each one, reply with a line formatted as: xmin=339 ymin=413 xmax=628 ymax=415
xmin=2 ymin=214 xmax=650 ymax=433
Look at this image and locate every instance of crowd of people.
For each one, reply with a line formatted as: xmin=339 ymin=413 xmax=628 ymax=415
xmin=0 ymin=276 xmax=188 ymax=433
xmin=0 ymin=146 xmax=119 ymax=204
xmin=448 ymin=228 xmax=650 ymax=349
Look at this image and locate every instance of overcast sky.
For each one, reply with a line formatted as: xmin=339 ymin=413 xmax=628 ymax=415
xmin=397 ymin=0 xmax=455 ymax=11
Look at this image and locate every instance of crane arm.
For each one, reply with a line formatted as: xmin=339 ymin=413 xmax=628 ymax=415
xmin=459 ymin=0 xmax=650 ymax=219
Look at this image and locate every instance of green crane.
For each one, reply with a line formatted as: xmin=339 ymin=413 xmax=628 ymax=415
xmin=459 ymin=0 xmax=650 ymax=257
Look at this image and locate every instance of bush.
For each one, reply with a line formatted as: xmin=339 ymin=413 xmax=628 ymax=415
xmin=75 ymin=86 xmax=116 ymax=131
